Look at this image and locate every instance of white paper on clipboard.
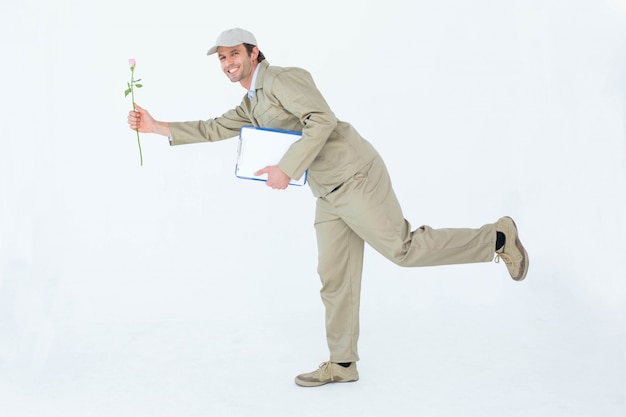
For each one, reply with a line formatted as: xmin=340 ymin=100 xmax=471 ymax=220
xmin=235 ymin=126 xmax=307 ymax=186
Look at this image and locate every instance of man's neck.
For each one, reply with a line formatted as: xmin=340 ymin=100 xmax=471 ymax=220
xmin=240 ymin=62 xmax=260 ymax=91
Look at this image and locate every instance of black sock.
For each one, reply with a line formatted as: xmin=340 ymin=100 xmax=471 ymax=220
xmin=337 ymin=362 xmax=352 ymax=368
xmin=496 ymin=232 xmax=505 ymax=251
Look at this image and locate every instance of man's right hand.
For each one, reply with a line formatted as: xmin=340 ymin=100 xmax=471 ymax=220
xmin=128 ymin=103 xmax=170 ymax=137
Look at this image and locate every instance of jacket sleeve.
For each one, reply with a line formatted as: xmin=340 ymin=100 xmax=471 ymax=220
xmin=168 ymin=105 xmax=251 ymax=145
xmin=271 ymin=69 xmax=337 ymax=180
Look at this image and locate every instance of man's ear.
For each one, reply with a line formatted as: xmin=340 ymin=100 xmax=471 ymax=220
xmin=252 ymin=46 xmax=259 ymax=61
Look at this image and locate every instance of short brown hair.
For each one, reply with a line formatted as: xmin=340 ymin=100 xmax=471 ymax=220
xmin=244 ymin=43 xmax=266 ymax=63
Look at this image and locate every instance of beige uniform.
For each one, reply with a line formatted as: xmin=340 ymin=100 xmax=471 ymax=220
xmin=169 ymin=60 xmax=496 ymax=362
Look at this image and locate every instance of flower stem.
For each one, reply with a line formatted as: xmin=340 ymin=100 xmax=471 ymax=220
xmin=135 ymin=126 xmax=143 ymax=166
xmin=130 ymin=67 xmax=143 ymax=166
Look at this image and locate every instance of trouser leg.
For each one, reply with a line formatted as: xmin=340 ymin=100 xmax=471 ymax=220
xmin=314 ymin=207 xmax=364 ymax=363
xmin=329 ymin=156 xmax=496 ymax=267
xmin=312 ymin=155 xmax=496 ymax=362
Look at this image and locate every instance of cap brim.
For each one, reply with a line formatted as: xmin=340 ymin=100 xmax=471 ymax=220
xmin=207 ymin=41 xmax=252 ymax=56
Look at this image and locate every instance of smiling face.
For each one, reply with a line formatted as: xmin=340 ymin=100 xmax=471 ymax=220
xmin=217 ymin=44 xmax=259 ymax=89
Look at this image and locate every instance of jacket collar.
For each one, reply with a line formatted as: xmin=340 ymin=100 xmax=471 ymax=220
xmin=247 ymin=62 xmax=262 ymax=100
xmin=245 ymin=60 xmax=270 ymax=121
xmin=253 ymin=60 xmax=270 ymax=94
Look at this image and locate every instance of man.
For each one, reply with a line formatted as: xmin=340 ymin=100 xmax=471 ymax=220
xmin=127 ymin=28 xmax=529 ymax=387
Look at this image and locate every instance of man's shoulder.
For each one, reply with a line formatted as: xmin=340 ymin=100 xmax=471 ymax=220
xmin=263 ymin=63 xmax=310 ymax=79
xmin=257 ymin=64 xmax=313 ymax=91
xmin=259 ymin=64 xmax=313 ymax=94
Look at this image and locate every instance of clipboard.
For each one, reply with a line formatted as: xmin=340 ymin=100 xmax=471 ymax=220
xmin=235 ymin=126 xmax=308 ymax=186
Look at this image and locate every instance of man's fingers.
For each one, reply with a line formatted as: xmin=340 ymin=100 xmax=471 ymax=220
xmin=128 ymin=111 xmax=141 ymax=129
xmin=254 ymin=166 xmax=269 ymax=176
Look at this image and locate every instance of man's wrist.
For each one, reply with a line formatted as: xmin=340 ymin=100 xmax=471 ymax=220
xmin=154 ymin=121 xmax=171 ymax=137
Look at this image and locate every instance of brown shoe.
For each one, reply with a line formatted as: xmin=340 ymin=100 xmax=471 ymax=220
xmin=495 ymin=216 xmax=529 ymax=281
xmin=295 ymin=362 xmax=359 ymax=387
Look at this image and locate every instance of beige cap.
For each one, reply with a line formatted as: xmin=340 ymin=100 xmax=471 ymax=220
xmin=206 ymin=28 xmax=258 ymax=56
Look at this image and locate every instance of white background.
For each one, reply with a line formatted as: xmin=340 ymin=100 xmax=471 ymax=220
xmin=1 ymin=0 xmax=625 ymax=416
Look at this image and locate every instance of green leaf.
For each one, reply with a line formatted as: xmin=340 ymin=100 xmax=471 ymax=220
xmin=135 ymin=84 xmax=143 ymax=88
xmin=135 ymin=78 xmax=142 ymax=82
xmin=124 ymin=88 xmax=132 ymax=97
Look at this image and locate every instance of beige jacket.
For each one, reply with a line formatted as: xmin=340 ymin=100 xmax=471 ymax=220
xmin=168 ymin=60 xmax=378 ymax=197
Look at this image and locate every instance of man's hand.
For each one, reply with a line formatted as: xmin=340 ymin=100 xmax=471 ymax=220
xmin=254 ymin=165 xmax=291 ymax=190
xmin=128 ymin=103 xmax=170 ymax=136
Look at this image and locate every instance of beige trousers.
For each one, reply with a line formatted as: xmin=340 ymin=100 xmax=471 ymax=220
xmin=314 ymin=156 xmax=496 ymax=363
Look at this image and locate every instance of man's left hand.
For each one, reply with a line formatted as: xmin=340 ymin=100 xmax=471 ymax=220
xmin=254 ymin=165 xmax=291 ymax=190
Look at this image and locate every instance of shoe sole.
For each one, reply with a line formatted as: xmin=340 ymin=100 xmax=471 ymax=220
xmin=507 ymin=217 xmax=529 ymax=281
xmin=294 ymin=377 xmax=359 ymax=387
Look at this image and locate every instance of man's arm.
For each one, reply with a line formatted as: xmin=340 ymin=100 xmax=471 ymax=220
xmin=167 ymin=105 xmax=252 ymax=145
xmin=271 ymin=69 xmax=338 ymax=181
xmin=128 ymin=103 xmax=252 ymax=145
